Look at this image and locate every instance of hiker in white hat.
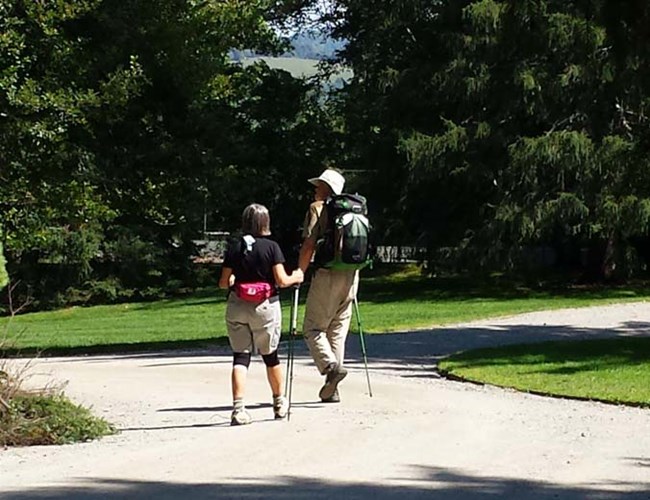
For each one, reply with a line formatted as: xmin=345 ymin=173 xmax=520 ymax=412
xmin=308 ymin=169 xmax=345 ymax=196
xmin=298 ymin=168 xmax=359 ymax=403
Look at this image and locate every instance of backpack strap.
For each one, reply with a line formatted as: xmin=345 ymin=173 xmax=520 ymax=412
xmin=314 ymin=197 xmax=343 ymax=268
xmin=242 ymin=234 xmax=255 ymax=255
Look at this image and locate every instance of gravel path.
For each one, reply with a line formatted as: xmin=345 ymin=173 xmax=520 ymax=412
xmin=1 ymin=302 xmax=649 ymax=499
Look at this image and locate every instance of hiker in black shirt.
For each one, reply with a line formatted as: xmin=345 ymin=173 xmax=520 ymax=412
xmin=219 ymin=203 xmax=303 ymax=426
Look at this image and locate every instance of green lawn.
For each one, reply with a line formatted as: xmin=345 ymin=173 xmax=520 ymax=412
xmin=3 ymin=269 xmax=650 ymax=407
xmin=1 ymin=292 xmax=227 ymax=352
xmin=439 ymin=337 xmax=650 ymax=407
xmin=2 ymin=269 xmax=650 ymax=353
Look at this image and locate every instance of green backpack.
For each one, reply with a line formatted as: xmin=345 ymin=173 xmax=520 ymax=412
xmin=316 ymin=193 xmax=371 ymax=270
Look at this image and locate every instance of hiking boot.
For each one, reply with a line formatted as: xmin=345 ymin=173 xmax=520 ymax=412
xmin=318 ymin=363 xmax=347 ymax=401
xmin=321 ymin=388 xmax=340 ymax=403
xmin=273 ymin=396 xmax=288 ymax=420
xmin=230 ymin=408 xmax=252 ymax=426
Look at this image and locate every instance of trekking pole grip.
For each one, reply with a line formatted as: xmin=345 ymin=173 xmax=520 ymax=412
xmin=290 ymin=285 xmax=300 ymax=335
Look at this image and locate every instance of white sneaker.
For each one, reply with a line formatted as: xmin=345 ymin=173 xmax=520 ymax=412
xmin=273 ymin=396 xmax=288 ymax=419
xmin=230 ymin=408 xmax=252 ymax=426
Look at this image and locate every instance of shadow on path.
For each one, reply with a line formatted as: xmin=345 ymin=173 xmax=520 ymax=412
xmin=3 ymin=465 xmax=649 ymax=499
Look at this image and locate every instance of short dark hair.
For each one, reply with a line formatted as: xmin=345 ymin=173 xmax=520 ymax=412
xmin=241 ymin=204 xmax=271 ymax=236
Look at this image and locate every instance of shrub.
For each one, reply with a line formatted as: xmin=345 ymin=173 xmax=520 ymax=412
xmin=1 ymin=393 xmax=115 ymax=446
xmin=1 ymin=292 xmax=115 ymax=447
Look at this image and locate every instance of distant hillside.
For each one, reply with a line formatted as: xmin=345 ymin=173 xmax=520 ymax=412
xmin=231 ymin=32 xmax=350 ymax=86
xmin=243 ymin=56 xmax=350 ymax=78
xmin=240 ymin=56 xmax=352 ymax=89
xmin=285 ymin=32 xmax=345 ymax=60
xmin=231 ymin=32 xmax=345 ymax=62
xmin=242 ymin=56 xmax=320 ymax=77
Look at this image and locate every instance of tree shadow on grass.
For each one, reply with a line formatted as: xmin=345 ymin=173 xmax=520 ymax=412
xmin=2 ymin=465 xmax=648 ymax=499
xmin=346 ymin=320 xmax=650 ymax=368
xmin=2 ymin=337 xmax=232 ymax=358
xmin=446 ymin=336 xmax=650 ymax=368
xmin=92 ymin=287 xmax=299 ymax=313
xmin=358 ymin=275 xmax=650 ymax=304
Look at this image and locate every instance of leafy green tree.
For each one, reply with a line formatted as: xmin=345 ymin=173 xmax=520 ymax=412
xmin=0 ymin=1 xmax=122 ymax=302
xmin=1 ymin=0 xmax=334 ymax=308
xmin=77 ymin=0 xmax=331 ymax=282
xmin=0 ymin=241 xmax=7 ymax=289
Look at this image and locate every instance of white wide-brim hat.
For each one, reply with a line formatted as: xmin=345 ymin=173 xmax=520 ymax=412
xmin=308 ymin=169 xmax=345 ymax=195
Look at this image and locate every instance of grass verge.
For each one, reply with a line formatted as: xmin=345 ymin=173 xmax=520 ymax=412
xmin=438 ymin=337 xmax=650 ymax=407
xmin=3 ymin=270 xmax=650 ymax=353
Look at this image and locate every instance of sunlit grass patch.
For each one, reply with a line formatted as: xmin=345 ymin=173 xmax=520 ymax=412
xmin=439 ymin=337 xmax=650 ymax=407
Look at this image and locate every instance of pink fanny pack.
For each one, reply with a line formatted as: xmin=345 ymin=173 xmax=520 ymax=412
xmin=235 ymin=282 xmax=273 ymax=303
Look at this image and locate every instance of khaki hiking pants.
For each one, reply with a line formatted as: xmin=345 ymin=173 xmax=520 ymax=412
xmin=303 ymin=268 xmax=359 ymax=374
xmin=226 ymin=294 xmax=281 ymax=355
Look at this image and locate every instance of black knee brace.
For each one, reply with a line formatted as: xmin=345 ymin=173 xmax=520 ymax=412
xmin=233 ymin=352 xmax=251 ymax=368
xmin=262 ymin=350 xmax=280 ymax=367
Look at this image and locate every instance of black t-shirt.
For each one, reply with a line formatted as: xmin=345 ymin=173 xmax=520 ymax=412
xmin=223 ymin=236 xmax=285 ymax=287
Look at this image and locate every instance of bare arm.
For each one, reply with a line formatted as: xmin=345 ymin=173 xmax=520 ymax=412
xmin=273 ymin=264 xmax=304 ymax=288
xmin=218 ymin=267 xmax=234 ymax=289
xmin=298 ymin=202 xmax=323 ymax=273
xmin=298 ymin=237 xmax=316 ymax=273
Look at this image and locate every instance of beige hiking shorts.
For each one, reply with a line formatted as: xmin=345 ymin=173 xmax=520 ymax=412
xmin=225 ymin=293 xmax=281 ymax=355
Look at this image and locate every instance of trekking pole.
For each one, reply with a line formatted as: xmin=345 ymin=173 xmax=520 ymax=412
xmin=353 ymin=294 xmax=373 ymax=397
xmin=285 ymin=285 xmax=300 ymax=420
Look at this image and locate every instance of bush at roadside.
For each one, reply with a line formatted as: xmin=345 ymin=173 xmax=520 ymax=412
xmin=1 ymin=392 xmax=115 ymax=447
xmin=1 ymin=278 xmax=116 ymax=447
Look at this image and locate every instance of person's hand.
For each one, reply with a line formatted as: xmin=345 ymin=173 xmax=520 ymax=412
xmin=228 ymin=274 xmax=235 ymax=287
xmin=292 ymin=269 xmax=304 ymax=284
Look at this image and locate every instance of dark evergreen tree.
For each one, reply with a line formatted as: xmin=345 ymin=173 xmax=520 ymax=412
xmin=321 ymin=0 xmax=650 ymax=279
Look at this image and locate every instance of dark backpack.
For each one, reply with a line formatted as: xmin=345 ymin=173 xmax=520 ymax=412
xmin=316 ymin=193 xmax=371 ymax=270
